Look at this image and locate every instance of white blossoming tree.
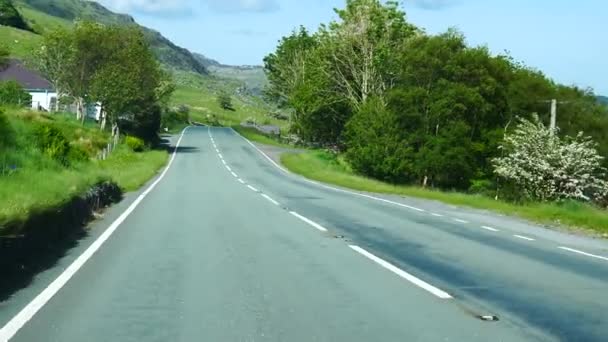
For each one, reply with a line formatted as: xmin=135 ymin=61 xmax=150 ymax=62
xmin=493 ymin=115 xmax=608 ymax=203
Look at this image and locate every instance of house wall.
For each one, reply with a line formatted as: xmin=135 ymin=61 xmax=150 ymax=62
xmin=30 ymin=91 xmax=57 ymax=111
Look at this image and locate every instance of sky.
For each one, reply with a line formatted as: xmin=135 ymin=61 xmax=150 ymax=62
xmin=96 ymin=0 xmax=607 ymax=94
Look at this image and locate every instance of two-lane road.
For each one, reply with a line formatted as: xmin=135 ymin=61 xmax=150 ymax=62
xmin=1 ymin=126 xmax=607 ymax=341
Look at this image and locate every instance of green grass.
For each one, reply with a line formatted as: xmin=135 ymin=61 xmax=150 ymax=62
xmin=232 ymin=126 xmax=293 ymax=148
xmin=281 ymin=150 xmax=608 ymax=235
xmin=0 ymin=108 xmax=168 ymax=234
xmin=0 ymin=25 xmax=41 ymax=58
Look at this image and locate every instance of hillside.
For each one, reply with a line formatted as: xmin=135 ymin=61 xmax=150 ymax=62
xmin=598 ymin=95 xmax=608 ymax=106
xmin=12 ymin=0 xmax=207 ymax=74
xmin=194 ymin=53 xmax=268 ymax=95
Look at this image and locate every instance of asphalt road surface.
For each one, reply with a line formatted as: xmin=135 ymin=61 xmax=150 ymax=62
xmin=1 ymin=126 xmax=607 ymax=341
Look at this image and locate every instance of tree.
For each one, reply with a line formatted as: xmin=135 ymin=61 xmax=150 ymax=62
xmin=89 ymin=25 xmax=165 ymax=142
xmin=217 ymin=90 xmax=234 ymax=111
xmin=493 ymin=115 xmax=608 ymax=203
xmin=34 ymin=27 xmax=72 ymax=112
xmin=0 ymin=0 xmax=30 ymax=31
xmin=0 ymin=80 xmax=31 ymax=106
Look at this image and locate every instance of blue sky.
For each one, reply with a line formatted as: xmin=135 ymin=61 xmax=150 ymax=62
xmin=97 ymin=0 xmax=607 ymax=94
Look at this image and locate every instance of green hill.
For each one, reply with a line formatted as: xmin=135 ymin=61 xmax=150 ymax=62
xmin=598 ymin=95 xmax=608 ymax=106
xmin=11 ymin=0 xmax=207 ymax=74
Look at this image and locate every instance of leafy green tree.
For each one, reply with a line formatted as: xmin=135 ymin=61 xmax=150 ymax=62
xmin=0 ymin=80 xmax=31 ymax=106
xmin=0 ymin=0 xmax=30 ymax=31
xmin=34 ymin=27 xmax=73 ymax=111
xmin=217 ymin=90 xmax=234 ymax=111
xmin=0 ymin=44 xmax=8 ymax=70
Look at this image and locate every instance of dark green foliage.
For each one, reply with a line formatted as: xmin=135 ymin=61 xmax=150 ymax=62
xmin=0 ymin=81 xmax=32 ymax=106
xmin=0 ymin=109 xmax=13 ymax=150
xmin=161 ymin=105 xmax=189 ymax=130
xmin=266 ymin=0 xmax=608 ymax=193
xmin=125 ymin=136 xmax=145 ymax=152
xmin=0 ymin=44 xmax=8 ymax=70
xmin=33 ymin=124 xmax=71 ymax=165
xmin=0 ymin=0 xmax=31 ymax=31
xmin=119 ymin=104 xmax=162 ymax=144
xmin=217 ymin=91 xmax=234 ymax=110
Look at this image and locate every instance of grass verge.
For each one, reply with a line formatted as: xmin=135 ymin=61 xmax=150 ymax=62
xmin=281 ymin=150 xmax=608 ymax=236
xmin=232 ymin=126 xmax=292 ymax=148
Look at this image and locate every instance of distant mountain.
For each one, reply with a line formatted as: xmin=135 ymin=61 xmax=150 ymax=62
xmin=597 ymin=95 xmax=608 ymax=106
xmin=14 ymin=0 xmax=208 ymax=75
xmin=194 ymin=53 xmax=267 ymax=94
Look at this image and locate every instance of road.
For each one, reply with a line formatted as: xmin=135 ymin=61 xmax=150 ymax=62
xmin=1 ymin=126 xmax=607 ymax=341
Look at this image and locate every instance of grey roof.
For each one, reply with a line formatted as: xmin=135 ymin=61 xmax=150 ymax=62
xmin=0 ymin=59 xmax=54 ymax=91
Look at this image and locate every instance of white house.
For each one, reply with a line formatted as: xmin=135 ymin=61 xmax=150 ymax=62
xmin=0 ymin=59 xmax=57 ymax=111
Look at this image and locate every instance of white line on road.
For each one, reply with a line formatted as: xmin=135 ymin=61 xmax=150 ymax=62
xmin=247 ymin=185 xmax=259 ymax=192
xmin=431 ymin=213 xmax=444 ymax=217
xmin=226 ymin=166 xmax=232 ymax=172
xmin=453 ymin=218 xmax=469 ymax=224
xmin=0 ymin=127 xmax=192 ymax=342
xmin=230 ymin=128 xmax=427 ymax=213
xmin=238 ymin=179 xmax=246 ymax=184
xmin=514 ymin=235 xmax=535 ymax=241
xmin=261 ymin=194 xmax=280 ymax=206
xmin=231 ymin=171 xmax=238 ymax=178
xmin=289 ymin=212 xmax=328 ymax=232
xmin=558 ymin=247 xmax=608 ymax=262
xmin=221 ymin=159 xmax=227 ymax=165
xmin=218 ymin=153 xmax=223 ymax=159
xmin=349 ymin=245 xmax=452 ymax=299
xmin=481 ymin=226 xmax=500 ymax=232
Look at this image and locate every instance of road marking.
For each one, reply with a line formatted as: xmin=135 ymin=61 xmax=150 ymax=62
xmin=0 ymin=127 xmax=191 ymax=341
xmin=431 ymin=213 xmax=443 ymax=217
xmin=289 ymin=212 xmax=328 ymax=232
xmin=481 ymin=226 xmax=500 ymax=232
xmin=261 ymin=194 xmax=280 ymax=206
xmin=231 ymin=128 xmax=428 ymax=213
xmin=218 ymin=153 xmax=223 ymax=159
xmin=221 ymin=159 xmax=227 ymax=165
xmin=238 ymin=179 xmax=246 ymax=184
xmin=231 ymin=171 xmax=238 ymax=178
xmin=349 ymin=245 xmax=452 ymax=299
xmin=247 ymin=185 xmax=259 ymax=192
xmin=558 ymin=247 xmax=608 ymax=262
xmin=453 ymin=218 xmax=469 ymax=224
xmin=514 ymin=235 xmax=535 ymax=241
xmin=226 ymin=165 xmax=232 ymax=172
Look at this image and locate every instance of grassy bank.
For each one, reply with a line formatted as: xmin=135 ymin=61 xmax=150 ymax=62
xmin=232 ymin=126 xmax=292 ymax=148
xmin=281 ymin=150 xmax=608 ymax=235
xmin=0 ymin=108 xmax=169 ymax=232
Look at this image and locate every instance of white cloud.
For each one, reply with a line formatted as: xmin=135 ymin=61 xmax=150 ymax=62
xmin=95 ymin=0 xmax=191 ymax=15
xmin=204 ymin=0 xmax=280 ymax=13
xmin=406 ymin=0 xmax=458 ymax=10
xmin=96 ymin=0 xmax=280 ymax=15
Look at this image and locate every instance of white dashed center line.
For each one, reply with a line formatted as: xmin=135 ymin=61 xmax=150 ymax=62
xmin=431 ymin=213 xmax=443 ymax=217
xmin=349 ymin=245 xmax=452 ymax=299
xmin=247 ymin=185 xmax=259 ymax=192
xmin=453 ymin=218 xmax=469 ymax=224
xmin=238 ymin=179 xmax=245 ymax=184
xmin=261 ymin=194 xmax=280 ymax=206
xmin=481 ymin=226 xmax=500 ymax=232
xmin=514 ymin=235 xmax=535 ymax=241
xmin=231 ymin=171 xmax=238 ymax=178
xmin=558 ymin=247 xmax=608 ymax=262
xmin=289 ymin=212 xmax=328 ymax=232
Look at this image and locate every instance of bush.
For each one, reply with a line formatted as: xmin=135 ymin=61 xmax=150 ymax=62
xmin=33 ymin=124 xmax=71 ymax=165
xmin=0 ymin=109 xmax=14 ymax=150
xmin=218 ymin=91 xmax=234 ymax=111
xmin=126 ymin=136 xmax=145 ymax=152
xmin=0 ymin=81 xmax=32 ymax=107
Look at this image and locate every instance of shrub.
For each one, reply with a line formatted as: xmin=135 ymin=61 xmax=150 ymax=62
xmin=33 ymin=124 xmax=71 ymax=165
xmin=217 ymin=91 xmax=234 ymax=111
xmin=0 ymin=81 xmax=32 ymax=107
xmin=67 ymin=145 xmax=90 ymax=163
xmin=126 ymin=136 xmax=145 ymax=152
xmin=0 ymin=109 xmax=14 ymax=150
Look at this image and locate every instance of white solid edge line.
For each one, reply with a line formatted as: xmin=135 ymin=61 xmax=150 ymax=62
xmin=238 ymin=179 xmax=246 ymax=184
xmin=247 ymin=185 xmax=259 ymax=192
xmin=289 ymin=212 xmax=328 ymax=232
xmin=481 ymin=226 xmax=500 ymax=232
xmin=558 ymin=247 xmax=608 ymax=262
xmin=231 ymin=171 xmax=238 ymax=178
xmin=349 ymin=245 xmax=452 ymax=299
xmin=230 ymin=128 xmax=426 ymax=213
xmin=261 ymin=194 xmax=280 ymax=206
xmin=453 ymin=218 xmax=469 ymax=224
xmin=0 ymin=127 xmax=191 ymax=341
xmin=514 ymin=235 xmax=535 ymax=241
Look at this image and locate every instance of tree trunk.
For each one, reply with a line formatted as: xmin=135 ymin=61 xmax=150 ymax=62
xmin=76 ymin=97 xmax=84 ymax=121
xmin=100 ymin=107 xmax=107 ymax=131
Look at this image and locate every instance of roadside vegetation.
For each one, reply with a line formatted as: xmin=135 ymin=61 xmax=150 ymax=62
xmin=232 ymin=126 xmax=292 ymax=148
xmin=265 ymin=0 xmax=608 ymax=233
